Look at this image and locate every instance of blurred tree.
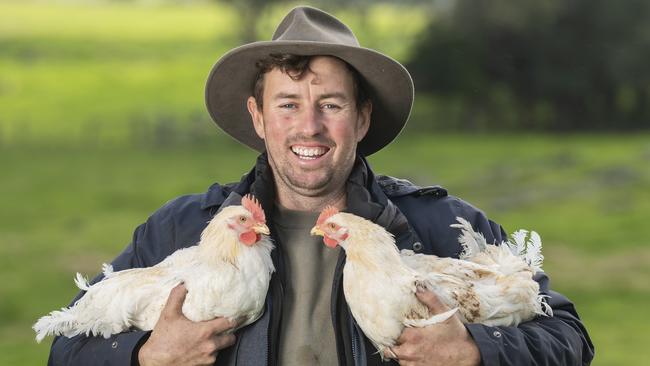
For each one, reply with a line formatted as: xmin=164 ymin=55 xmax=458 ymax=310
xmin=219 ymin=0 xmax=426 ymax=43
xmin=219 ymin=0 xmax=287 ymax=43
xmin=314 ymin=0 xmax=440 ymax=27
xmin=407 ymin=0 xmax=650 ymax=131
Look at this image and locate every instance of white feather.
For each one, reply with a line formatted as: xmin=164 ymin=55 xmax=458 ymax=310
xmin=73 ymin=273 xmax=89 ymax=291
xmin=504 ymin=229 xmax=544 ymax=273
xmin=450 ymin=217 xmax=487 ymax=259
xmin=403 ymin=308 xmax=459 ymax=327
xmin=538 ymin=294 xmax=554 ymax=316
xmin=101 ymin=263 xmax=114 ymax=277
xmin=33 ymin=308 xmax=77 ymax=343
xmin=508 ymin=229 xmax=529 ymax=257
xmin=525 ymin=231 xmax=544 ymax=273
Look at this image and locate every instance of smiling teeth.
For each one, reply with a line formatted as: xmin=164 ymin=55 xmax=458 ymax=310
xmin=291 ymin=146 xmax=328 ymax=159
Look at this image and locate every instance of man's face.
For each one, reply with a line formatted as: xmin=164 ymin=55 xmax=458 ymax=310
xmin=247 ymin=56 xmax=371 ymax=199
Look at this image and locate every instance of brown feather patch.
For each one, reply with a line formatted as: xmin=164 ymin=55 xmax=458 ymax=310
xmin=317 ymin=206 xmax=339 ymax=225
xmin=451 ymin=287 xmax=481 ymax=322
xmin=242 ymin=194 xmax=265 ymax=224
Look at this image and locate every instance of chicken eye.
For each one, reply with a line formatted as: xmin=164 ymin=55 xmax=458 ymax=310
xmin=239 ymin=216 xmax=247 ymax=223
xmin=328 ymin=222 xmax=337 ymax=230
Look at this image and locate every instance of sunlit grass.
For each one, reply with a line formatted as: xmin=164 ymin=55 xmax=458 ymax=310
xmin=0 ymin=58 xmax=217 ymax=143
xmin=0 ymin=1 xmax=239 ymax=41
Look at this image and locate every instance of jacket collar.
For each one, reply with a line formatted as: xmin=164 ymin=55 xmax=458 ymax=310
xmin=344 ymin=156 xmax=419 ymax=246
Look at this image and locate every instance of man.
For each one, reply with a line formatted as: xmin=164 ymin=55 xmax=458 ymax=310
xmin=48 ymin=6 xmax=594 ymax=366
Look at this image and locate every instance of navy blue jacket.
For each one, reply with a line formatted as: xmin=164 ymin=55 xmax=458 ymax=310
xmin=48 ymin=154 xmax=594 ymax=365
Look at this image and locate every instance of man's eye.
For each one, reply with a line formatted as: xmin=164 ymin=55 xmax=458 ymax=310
xmin=322 ymin=104 xmax=340 ymax=110
xmin=280 ymin=103 xmax=297 ymax=109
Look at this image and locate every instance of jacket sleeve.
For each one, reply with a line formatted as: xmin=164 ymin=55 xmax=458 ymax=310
xmin=463 ymin=216 xmax=595 ymax=366
xmin=47 ymin=195 xmax=205 ymax=366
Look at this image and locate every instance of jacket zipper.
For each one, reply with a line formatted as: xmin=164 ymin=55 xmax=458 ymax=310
xmin=266 ymin=222 xmax=284 ymax=366
xmin=350 ymin=315 xmax=359 ymax=364
xmin=266 ymin=273 xmax=284 ymax=366
xmin=265 ymin=295 xmax=272 ymax=366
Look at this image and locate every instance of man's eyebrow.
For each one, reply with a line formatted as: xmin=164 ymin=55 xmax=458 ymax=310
xmin=318 ymin=92 xmax=349 ymax=100
xmin=272 ymin=92 xmax=300 ymax=100
xmin=272 ymin=92 xmax=350 ymax=101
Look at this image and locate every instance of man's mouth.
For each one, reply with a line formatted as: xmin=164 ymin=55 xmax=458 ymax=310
xmin=290 ymin=145 xmax=330 ymax=160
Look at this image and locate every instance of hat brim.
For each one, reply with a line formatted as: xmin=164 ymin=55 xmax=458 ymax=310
xmin=205 ymin=40 xmax=414 ymax=156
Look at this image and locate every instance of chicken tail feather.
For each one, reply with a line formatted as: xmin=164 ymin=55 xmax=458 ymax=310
xmin=74 ymin=273 xmax=90 ymax=291
xmin=525 ymin=231 xmax=544 ymax=273
xmin=451 ymin=217 xmax=487 ymax=259
xmin=102 ymin=263 xmax=114 ymax=278
xmin=538 ymin=294 xmax=554 ymax=317
xmin=505 ymin=230 xmax=545 ymax=273
xmin=33 ymin=308 xmax=78 ymax=343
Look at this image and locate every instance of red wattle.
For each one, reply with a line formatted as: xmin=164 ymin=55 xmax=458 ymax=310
xmin=240 ymin=231 xmax=258 ymax=246
xmin=323 ymin=235 xmax=338 ymax=248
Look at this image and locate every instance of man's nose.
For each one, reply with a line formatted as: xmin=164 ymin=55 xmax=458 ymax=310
xmin=298 ymin=107 xmax=325 ymax=136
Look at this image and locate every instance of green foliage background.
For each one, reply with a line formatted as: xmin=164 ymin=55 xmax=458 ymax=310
xmin=1 ymin=1 xmax=648 ymax=365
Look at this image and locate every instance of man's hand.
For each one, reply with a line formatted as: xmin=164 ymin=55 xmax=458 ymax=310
xmin=385 ymin=288 xmax=481 ymax=366
xmin=138 ymin=283 xmax=239 ymax=366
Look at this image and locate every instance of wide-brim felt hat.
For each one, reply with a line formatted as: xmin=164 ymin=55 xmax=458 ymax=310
xmin=205 ymin=6 xmax=414 ymax=156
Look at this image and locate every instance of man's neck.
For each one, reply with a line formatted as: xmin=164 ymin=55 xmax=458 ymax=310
xmin=274 ymin=187 xmax=347 ymax=212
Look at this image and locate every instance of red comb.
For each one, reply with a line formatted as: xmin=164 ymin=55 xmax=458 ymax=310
xmin=242 ymin=194 xmax=265 ymax=224
xmin=316 ymin=206 xmax=339 ymax=225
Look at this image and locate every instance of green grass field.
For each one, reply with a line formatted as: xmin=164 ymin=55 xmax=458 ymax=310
xmin=1 ymin=1 xmax=648 ymax=365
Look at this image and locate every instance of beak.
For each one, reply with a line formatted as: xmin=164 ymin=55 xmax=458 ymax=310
xmin=252 ymin=223 xmax=270 ymax=235
xmin=310 ymin=225 xmax=324 ymax=237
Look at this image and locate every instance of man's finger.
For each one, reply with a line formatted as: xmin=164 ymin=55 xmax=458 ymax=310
xmin=385 ymin=344 xmax=416 ymax=362
xmin=383 ymin=346 xmax=399 ymax=360
xmin=396 ymin=327 xmax=418 ymax=345
xmin=416 ymin=287 xmax=450 ymax=314
xmin=204 ymin=316 xmax=240 ymax=336
xmin=161 ymin=282 xmax=188 ymax=317
xmin=213 ymin=333 xmax=237 ymax=350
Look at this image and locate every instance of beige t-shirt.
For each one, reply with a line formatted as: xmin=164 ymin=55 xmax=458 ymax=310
xmin=273 ymin=205 xmax=341 ymax=366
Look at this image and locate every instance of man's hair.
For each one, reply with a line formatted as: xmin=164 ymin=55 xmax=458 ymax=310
xmin=252 ymin=53 xmax=369 ymax=110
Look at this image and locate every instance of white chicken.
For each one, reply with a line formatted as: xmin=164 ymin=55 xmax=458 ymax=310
xmin=310 ymin=207 xmax=551 ymax=357
xmin=34 ymin=194 xmax=274 ymax=343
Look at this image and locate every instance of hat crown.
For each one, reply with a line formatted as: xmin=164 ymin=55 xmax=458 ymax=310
xmin=272 ymin=6 xmax=360 ymax=47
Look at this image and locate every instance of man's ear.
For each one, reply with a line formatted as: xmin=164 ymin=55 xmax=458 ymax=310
xmin=356 ymin=101 xmax=372 ymax=142
xmin=247 ymin=96 xmax=265 ymax=139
